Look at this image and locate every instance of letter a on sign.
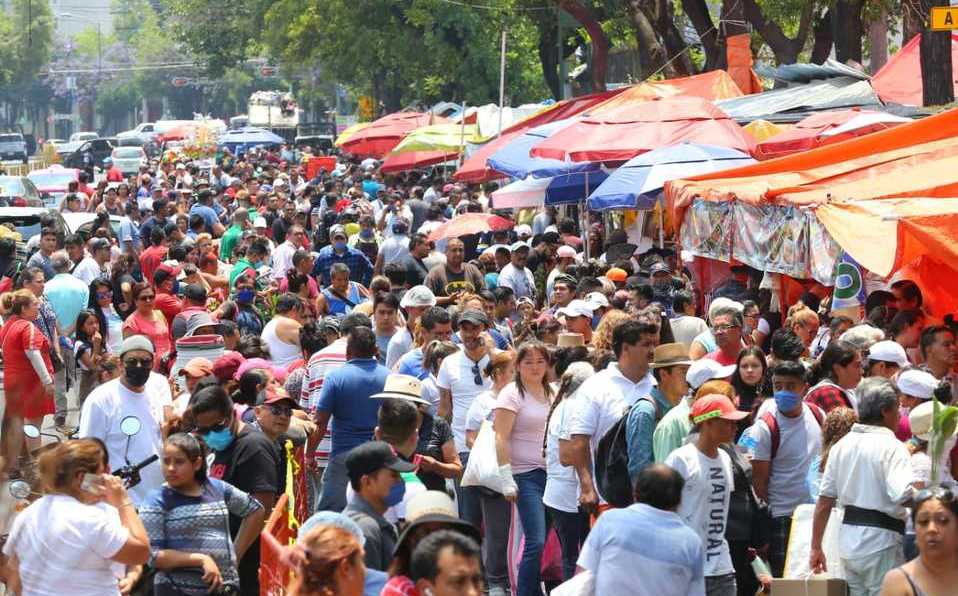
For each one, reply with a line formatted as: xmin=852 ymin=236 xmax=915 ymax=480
xmin=931 ymin=7 xmax=958 ymax=31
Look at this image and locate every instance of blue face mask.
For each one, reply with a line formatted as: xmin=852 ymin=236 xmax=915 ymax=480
xmin=385 ymin=477 xmax=406 ymax=508
xmin=202 ymin=427 xmax=235 ymax=452
xmin=333 ymin=241 xmax=347 ymax=252
xmin=773 ymin=390 xmax=801 ymax=413
xmin=236 ymin=288 xmax=255 ymax=304
xmin=171 ymin=279 xmax=180 ymax=296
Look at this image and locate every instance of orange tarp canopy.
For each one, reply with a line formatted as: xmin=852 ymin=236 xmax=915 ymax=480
xmin=753 ymin=109 xmax=904 ymax=161
xmin=340 ymin=112 xmax=445 ymax=158
xmin=589 ymin=69 xmax=746 ymax=114
xmin=872 ymin=33 xmax=958 ymax=107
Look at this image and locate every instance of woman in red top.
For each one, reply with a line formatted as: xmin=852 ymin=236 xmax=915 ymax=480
xmin=122 ymin=282 xmax=172 ymax=369
xmin=0 ymin=289 xmax=55 ymax=472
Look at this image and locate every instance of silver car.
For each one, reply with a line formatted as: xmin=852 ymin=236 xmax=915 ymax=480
xmin=109 ymin=146 xmax=147 ymax=176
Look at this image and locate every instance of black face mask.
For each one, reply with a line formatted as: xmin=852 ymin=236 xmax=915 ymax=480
xmin=124 ymin=364 xmax=151 ymax=388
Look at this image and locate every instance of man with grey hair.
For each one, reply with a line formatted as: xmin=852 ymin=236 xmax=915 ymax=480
xmin=704 ymin=303 xmax=745 ymax=366
xmin=810 ymin=377 xmax=913 ymax=596
xmin=839 ymin=324 xmax=885 ymax=354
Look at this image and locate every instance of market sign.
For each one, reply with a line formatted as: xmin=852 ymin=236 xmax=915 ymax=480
xmin=931 ymin=7 xmax=958 ymax=31
xmin=171 ymin=77 xmax=189 ymax=87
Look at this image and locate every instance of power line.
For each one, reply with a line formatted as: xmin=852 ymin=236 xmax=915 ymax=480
xmin=432 ymin=0 xmax=553 ymax=12
xmin=44 ymin=62 xmax=198 ymax=74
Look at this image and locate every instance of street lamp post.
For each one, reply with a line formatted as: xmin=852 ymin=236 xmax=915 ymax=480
xmin=57 ymin=12 xmax=103 ymax=133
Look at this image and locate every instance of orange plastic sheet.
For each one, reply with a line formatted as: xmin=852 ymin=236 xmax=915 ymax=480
xmin=753 ymin=109 xmax=897 ymax=161
xmin=666 ymin=106 xmax=958 ymax=224
xmin=340 ymin=112 xmax=444 ymax=158
xmin=590 ymin=70 xmax=746 ymax=114
xmin=726 ymin=34 xmax=763 ymax=95
xmin=872 ymin=33 xmax=958 ymax=107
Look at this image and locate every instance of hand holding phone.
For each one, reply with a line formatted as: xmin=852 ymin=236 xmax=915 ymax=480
xmin=80 ymin=473 xmax=106 ymax=496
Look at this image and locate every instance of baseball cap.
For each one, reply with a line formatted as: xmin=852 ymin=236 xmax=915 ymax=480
xmin=690 ymin=394 xmax=749 ymax=424
xmin=253 ymin=217 xmax=268 ymax=229
xmin=650 ymin=262 xmax=672 ymax=275
xmin=255 ymin=388 xmax=301 ymax=409
xmin=400 ymin=285 xmax=436 ymax=309
xmin=212 ymin=351 xmax=245 ymax=383
xmin=867 ymin=340 xmax=909 ymax=368
xmin=556 ymin=245 xmax=577 ymax=259
xmin=345 ymin=441 xmax=416 ymax=485
xmin=605 ymin=268 xmax=627 ymax=283
xmin=178 ymin=357 xmax=214 ymax=379
xmin=154 ymin=263 xmax=182 ymax=285
xmin=458 ymin=309 xmax=489 ymax=328
xmin=556 ymin=299 xmax=595 ymax=320
xmin=510 ymin=241 xmax=530 ymax=253
xmin=517 ymin=296 xmax=535 ymax=309
xmin=897 ymin=369 xmax=939 ymax=400
xmin=515 ymin=224 xmax=532 ymax=238
xmin=330 ymin=225 xmax=347 ymax=239
xmin=235 ymin=357 xmax=289 ymax=384
xmin=686 ymin=358 xmax=737 ymax=389
xmin=89 ymin=237 xmax=111 ymax=252
xmin=584 ymin=292 xmax=609 ymax=310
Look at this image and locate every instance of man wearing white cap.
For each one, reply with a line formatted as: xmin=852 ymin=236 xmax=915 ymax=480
xmin=865 ymin=340 xmax=910 ymax=379
xmin=546 ymin=244 xmax=577 ymax=302
xmin=652 ymin=358 xmax=736 ymax=463
xmin=895 ymin=369 xmax=940 ymax=441
xmin=497 ymin=242 xmax=535 ymax=302
xmin=385 ymin=286 xmax=437 ymax=370
xmin=557 ymin=300 xmax=595 ymax=344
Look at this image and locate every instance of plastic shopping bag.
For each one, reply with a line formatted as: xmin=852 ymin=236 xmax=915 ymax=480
xmin=461 ymin=419 xmax=503 ymax=492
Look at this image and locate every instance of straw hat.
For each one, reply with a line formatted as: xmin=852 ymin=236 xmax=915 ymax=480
xmin=651 ymin=343 xmax=693 ymax=369
xmin=370 ymin=374 xmax=430 ymax=405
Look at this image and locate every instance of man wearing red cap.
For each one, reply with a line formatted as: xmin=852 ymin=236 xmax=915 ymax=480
xmin=665 ymin=393 xmax=747 ymax=596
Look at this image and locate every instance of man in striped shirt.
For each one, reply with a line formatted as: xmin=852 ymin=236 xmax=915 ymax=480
xmin=303 ymin=311 xmax=374 ymax=501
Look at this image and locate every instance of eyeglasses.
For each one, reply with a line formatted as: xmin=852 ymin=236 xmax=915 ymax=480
xmin=123 ymin=357 xmax=152 ymax=369
xmin=712 ymin=323 xmax=741 ymax=333
xmin=472 ymin=363 xmax=483 ymax=386
xmin=96 ymin=291 xmax=113 ymax=299
xmin=267 ymin=404 xmax=294 ymax=417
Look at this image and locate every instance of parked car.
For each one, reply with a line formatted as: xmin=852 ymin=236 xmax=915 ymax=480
xmin=61 ymin=211 xmax=121 ymax=240
xmin=0 ymin=207 xmax=67 ymax=243
xmin=63 ymin=138 xmax=114 ymax=170
xmin=27 ymin=165 xmax=81 ymax=208
xmin=0 ymin=176 xmax=43 ymax=207
xmin=107 ymin=146 xmax=147 ymax=176
xmin=0 ymin=134 xmax=28 ymax=163
xmin=117 ymin=122 xmax=157 ymax=143
xmin=69 ymin=132 xmax=99 ymax=143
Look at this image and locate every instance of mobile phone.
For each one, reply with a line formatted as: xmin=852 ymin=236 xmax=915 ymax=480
xmin=80 ymin=473 xmax=105 ymax=495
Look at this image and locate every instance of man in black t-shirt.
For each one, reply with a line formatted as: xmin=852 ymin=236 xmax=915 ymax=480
xmin=400 ymin=233 xmax=433 ymax=288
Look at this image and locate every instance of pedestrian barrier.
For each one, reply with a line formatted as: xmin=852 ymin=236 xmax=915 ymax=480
xmin=259 ymin=441 xmax=309 ymax=596
xmin=0 ymin=157 xmax=50 ymax=177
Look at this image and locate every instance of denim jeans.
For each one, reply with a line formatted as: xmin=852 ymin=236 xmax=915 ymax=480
xmin=548 ymin=506 xmax=590 ymax=581
xmin=480 ymin=490 xmax=511 ymax=591
xmin=317 ymin=452 xmax=348 ymax=512
xmin=455 ymin=451 xmax=483 ymax=527
xmin=705 ymin=572 xmax=737 ymax=596
xmin=514 ymin=468 xmax=547 ymax=596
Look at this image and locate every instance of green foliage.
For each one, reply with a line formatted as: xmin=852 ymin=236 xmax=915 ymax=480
xmin=0 ymin=0 xmax=54 ymax=88
xmin=931 ymin=395 xmax=958 ymax=485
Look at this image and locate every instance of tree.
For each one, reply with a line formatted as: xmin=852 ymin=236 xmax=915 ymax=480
xmin=558 ymin=0 xmax=610 ymax=91
xmin=0 ymin=0 xmax=54 ymax=127
xmin=742 ymin=0 xmax=815 ymax=64
xmin=833 ymin=0 xmax=865 ymax=65
xmin=921 ymin=0 xmax=955 ymax=106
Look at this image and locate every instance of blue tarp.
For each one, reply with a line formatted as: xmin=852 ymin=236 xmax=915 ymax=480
xmin=587 ymin=143 xmax=754 ymax=210
xmin=218 ymin=127 xmax=285 ymax=147
xmin=486 ymin=118 xmax=602 ymax=179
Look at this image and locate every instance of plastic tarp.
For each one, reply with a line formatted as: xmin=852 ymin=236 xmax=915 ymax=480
xmin=755 ymin=59 xmax=870 ymax=84
xmin=217 ymin=127 xmax=285 ymax=146
xmin=380 ymin=151 xmax=458 ymax=174
xmin=754 ymin=110 xmax=910 ymax=160
xmin=587 ymin=143 xmax=754 ymax=211
xmin=589 ymin=70 xmax=747 ymax=115
xmin=486 ymin=119 xmax=602 ymax=179
xmin=743 ymin=119 xmax=790 ymax=142
xmin=334 ymin=122 xmax=371 ymax=147
xmin=339 ymin=112 xmax=442 ymax=158
xmin=872 ymin=33 xmax=958 ymax=107
xmin=716 ymin=77 xmax=883 ymax=122
xmin=390 ymin=123 xmax=483 ymax=154
xmin=528 ymin=96 xmax=753 ymax=163
xmin=491 ymin=171 xmax=608 ymax=209
xmin=726 ymin=34 xmax=763 ymax=95
xmin=454 ymin=103 xmax=547 ymax=138
xmin=453 ymin=88 xmax=627 ymax=183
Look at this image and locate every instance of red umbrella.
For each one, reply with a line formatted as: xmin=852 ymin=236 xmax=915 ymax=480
xmin=427 ymin=213 xmax=514 ymax=241
xmin=380 ymin=150 xmax=458 ymax=174
xmin=754 ymin=109 xmax=910 ymax=160
xmin=528 ymin=96 xmax=753 ymax=163
xmin=340 ymin=112 xmax=444 ymax=159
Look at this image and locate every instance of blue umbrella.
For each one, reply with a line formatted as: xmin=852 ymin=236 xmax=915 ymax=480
xmin=486 ymin=118 xmax=603 ymax=179
xmin=217 ymin=127 xmax=286 ymax=147
xmin=587 ymin=143 xmax=755 ymax=210
xmin=491 ymin=170 xmax=609 ymax=209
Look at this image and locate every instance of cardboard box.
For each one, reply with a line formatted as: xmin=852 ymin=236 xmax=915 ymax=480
xmin=771 ymin=578 xmax=848 ymax=596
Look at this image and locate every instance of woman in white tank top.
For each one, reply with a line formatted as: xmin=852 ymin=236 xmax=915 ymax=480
xmin=261 ymin=295 xmax=304 ymax=368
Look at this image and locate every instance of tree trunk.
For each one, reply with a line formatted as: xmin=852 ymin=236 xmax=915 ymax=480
xmin=833 ymin=0 xmax=865 ymax=65
xmin=558 ymin=0 xmax=609 ymax=92
xmin=536 ymin=19 xmax=562 ymax=100
xmin=867 ymin=5 xmax=889 ymax=73
xmin=902 ymin=0 xmax=924 ymax=44
xmin=683 ymin=0 xmax=723 ymax=71
xmin=627 ymin=2 xmax=669 ymax=79
xmin=633 ymin=0 xmax=694 ymax=77
xmin=922 ymin=0 xmax=955 ymax=106
xmin=742 ymin=0 xmax=814 ymax=64
xmin=810 ymin=7 xmax=833 ymax=64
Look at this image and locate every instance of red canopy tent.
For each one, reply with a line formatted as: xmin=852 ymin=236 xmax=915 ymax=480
xmin=529 ymin=96 xmax=753 ymax=163
xmin=453 ymin=88 xmax=626 ymax=183
xmin=339 ymin=112 xmax=443 ymax=158
xmin=871 ymin=33 xmax=958 ymax=106
xmin=380 ymin=150 xmax=458 ymax=174
xmin=753 ymin=109 xmax=909 ymax=160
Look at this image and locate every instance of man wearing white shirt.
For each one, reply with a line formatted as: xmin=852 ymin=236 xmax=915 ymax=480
xmin=271 ymin=224 xmax=305 ymax=281
xmin=497 ymin=242 xmax=536 ymax=301
xmin=73 ymin=237 xmax=112 ymax=286
xmin=565 ymin=318 xmax=659 ymax=513
xmin=811 ymin=377 xmax=914 ymax=596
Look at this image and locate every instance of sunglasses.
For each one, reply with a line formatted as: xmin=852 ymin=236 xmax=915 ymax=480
xmin=915 ymin=486 xmax=956 ymax=506
xmin=96 ymin=291 xmax=113 ymax=299
xmin=267 ymin=404 xmax=294 ymax=417
xmin=472 ymin=363 xmax=483 ymax=386
xmin=123 ymin=357 xmax=152 ymax=369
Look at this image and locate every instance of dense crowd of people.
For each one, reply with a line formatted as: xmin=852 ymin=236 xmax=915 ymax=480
xmin=0 ymin=143 xmax=954 ymax=596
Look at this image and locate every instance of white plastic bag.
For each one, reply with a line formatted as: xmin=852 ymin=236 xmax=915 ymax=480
xmin=550 ymin=570 xmax=595 ymax=596
xmin=784 ymin=503 xmax=845 ymax=580
xmin=461 ymin=419 xmax=503 ymax=492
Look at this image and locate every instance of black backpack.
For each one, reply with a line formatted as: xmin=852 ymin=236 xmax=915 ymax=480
xmin=594 ymin=396 xmax=655 ymax=509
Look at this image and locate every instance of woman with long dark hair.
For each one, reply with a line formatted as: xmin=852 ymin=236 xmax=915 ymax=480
xmin=74 ymin=309 xmax=106 ymax=404
xmin=494 ymin=341 xmax=553 ymax=596
xmin=805 ymin=340 xmax=862 ymax=413
xmin=122 ymin=282 xmax=172 ymax=368
xmin=731 ymin=346 xmax=768 ymax=422
xmin=88 ymin=278 xmax=125 ymax=354
xmin=140 ymin=432 xmax=265 ymax=595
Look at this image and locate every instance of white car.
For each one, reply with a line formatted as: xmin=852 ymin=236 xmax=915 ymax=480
xmin=109 ymin=146 xmax=147 ymax=175
xmin=69 ymin=132 xmax=99 ymax=143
